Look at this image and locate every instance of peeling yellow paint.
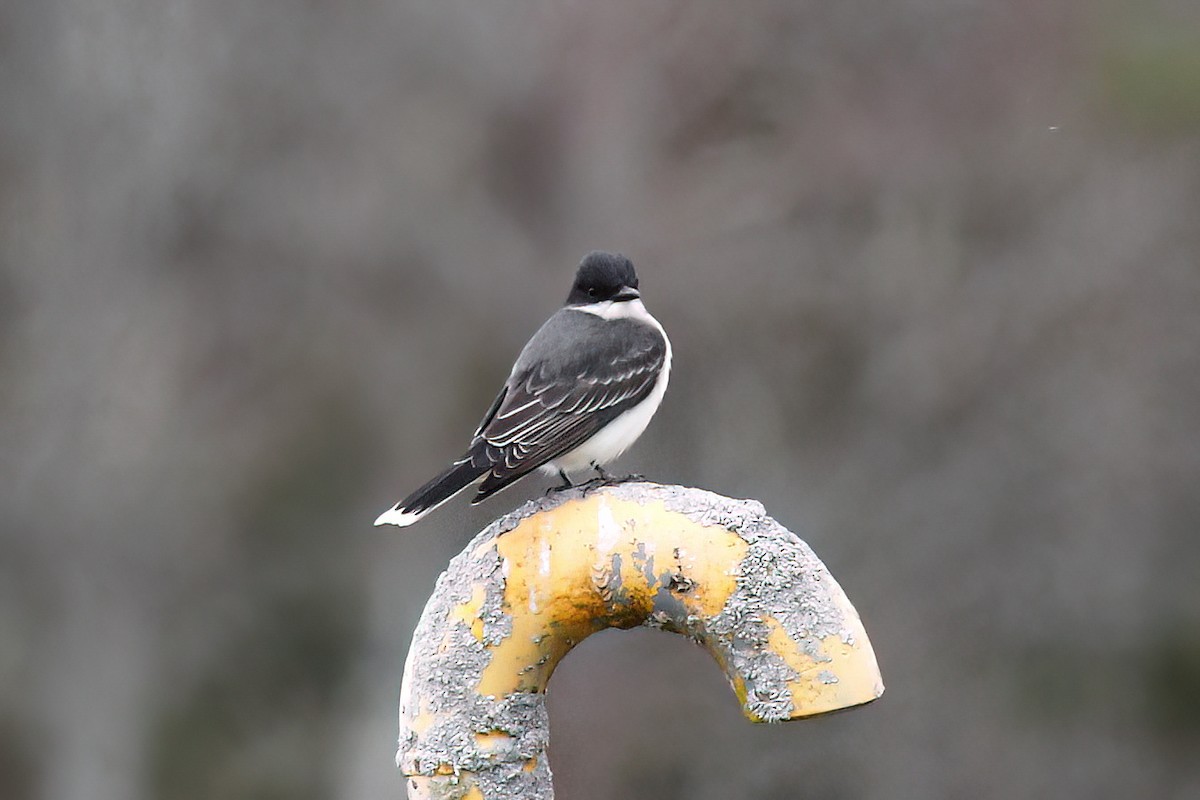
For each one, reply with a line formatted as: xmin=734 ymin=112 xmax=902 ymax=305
xmin=406 ymin=711 xmax=435 ymax=736
xmin=473 ymin=730 xmax=513 ymax=753
xmin=449 ymin=491 xmax=884 ymax=717
xmin=476 ymin=494 xmax=749 ymax=696
xmin=782 ymin=632 xmax=883 ymax=718
xmin=738 ymin=614 xmax=882 ymax=720
xmin=451 ymin=584 xmax=488 ymax=643
xmin=399 ymin=486 xmax=885 ymax=798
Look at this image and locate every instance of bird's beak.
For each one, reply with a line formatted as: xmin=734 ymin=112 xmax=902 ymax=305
xmin=613 ymin=286 xmax=641 ymax=302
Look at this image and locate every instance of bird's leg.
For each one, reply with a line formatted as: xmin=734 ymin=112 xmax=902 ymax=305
xmin=545 ymin=469 xmax=575 ymax=496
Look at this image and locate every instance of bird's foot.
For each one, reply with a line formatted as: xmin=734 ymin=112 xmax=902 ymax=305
xmin=547 ymin=468 xmax=645 ymax=497
xmin=592 ymin=464 xmax=644 ymax=485
xmin=545 ymin=469 xmax=575 ymax=495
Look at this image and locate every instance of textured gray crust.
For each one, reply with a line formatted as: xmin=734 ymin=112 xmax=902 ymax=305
xmin=395 ymin=519 xmax=548 ymax=798
xmin=604 ymin=482 xmax=860 ymax=722
xmin=397 ymin=481 xmax=875 ymax=799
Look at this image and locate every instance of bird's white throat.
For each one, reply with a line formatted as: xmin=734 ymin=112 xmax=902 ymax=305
xmin=572 ymin=297 xmax=653 ymax=322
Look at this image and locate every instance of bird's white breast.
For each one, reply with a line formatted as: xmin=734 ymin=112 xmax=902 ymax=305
xmin=543 ymin=299 xmax=672 ymax=474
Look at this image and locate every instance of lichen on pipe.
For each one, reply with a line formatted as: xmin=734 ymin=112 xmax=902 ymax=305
xmin=397 ymin=482 xmax=884 ymax=799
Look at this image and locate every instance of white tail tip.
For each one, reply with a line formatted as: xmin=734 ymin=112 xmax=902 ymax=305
xmin=374 ymin=506 xmax=425 ymax=527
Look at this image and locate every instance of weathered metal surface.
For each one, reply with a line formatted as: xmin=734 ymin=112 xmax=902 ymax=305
xmin=397 ymin=482 xmax=884 ymax=799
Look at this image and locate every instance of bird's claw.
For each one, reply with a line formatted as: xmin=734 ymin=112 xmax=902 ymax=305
xmin=591 ymin=465 xmax=645 ymax=485
xmin=548 ymin=469 xmax=646 ymax=497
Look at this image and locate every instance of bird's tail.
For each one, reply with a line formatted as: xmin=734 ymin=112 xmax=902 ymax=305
xmin=374 ymin=458 xmax=488 ymax=527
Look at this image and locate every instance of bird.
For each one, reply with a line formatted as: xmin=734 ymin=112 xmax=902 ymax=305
xmin=374 ymin=251 xmax=671 ymax=527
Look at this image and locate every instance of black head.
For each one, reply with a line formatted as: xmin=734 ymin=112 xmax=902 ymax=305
xmin=566 ymin=251 xmax=640 ymax=306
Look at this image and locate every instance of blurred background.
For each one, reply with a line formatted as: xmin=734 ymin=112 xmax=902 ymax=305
xmin=3 ymin=1 xmax=1200 ymax=798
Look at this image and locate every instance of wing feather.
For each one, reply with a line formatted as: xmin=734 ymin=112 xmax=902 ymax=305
xmin=466 ymin=320 xmax=666 ymax=500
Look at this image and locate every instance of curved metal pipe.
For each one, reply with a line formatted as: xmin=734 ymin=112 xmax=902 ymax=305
xmin=397 ymin=482 xmax=883 ymax=799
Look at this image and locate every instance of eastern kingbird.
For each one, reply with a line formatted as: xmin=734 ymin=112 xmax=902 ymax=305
xmin=375 ymin=251 xmax=672 ymax=527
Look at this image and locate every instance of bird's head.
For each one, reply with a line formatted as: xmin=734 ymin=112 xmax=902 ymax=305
xmin=566 ymin=251 xmax=640 ymax=306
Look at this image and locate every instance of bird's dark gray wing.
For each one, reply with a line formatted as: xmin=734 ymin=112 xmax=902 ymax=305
xmin=464 ymin=310 xmax=666 ymax=501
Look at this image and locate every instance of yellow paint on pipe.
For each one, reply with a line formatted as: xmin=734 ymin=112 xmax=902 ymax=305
xmin=445 ymin=491 xmax=881 ymax=718
xmin=450 ymin=584 xmax=487 ymax=643
xmin=398 ymin=484 xmax=885 ymax=799
xmin=476 ymin=494 xmax=746 ymax=697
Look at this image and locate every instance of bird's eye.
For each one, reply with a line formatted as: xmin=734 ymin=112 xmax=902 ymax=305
xmin=587 ymin=287 xmax=597 ymax=297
